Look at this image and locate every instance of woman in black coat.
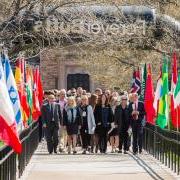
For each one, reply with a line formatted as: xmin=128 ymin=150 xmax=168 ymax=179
xmin=114 ymin=95 xmax=130 ymax=154
xmin=94 ymin=94 xmax=113 ymax=153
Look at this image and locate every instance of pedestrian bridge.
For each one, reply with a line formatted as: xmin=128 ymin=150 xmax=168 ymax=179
xmin=0 ymin=122 xmax=180 ymax=180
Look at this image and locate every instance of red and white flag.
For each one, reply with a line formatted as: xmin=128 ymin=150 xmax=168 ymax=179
xmin=171 ymin=52 xmax=179 ymax=128
xmin=153 ymin=66 xmax=162 ymax=115
xmin=32 ymin=68 xmax=41 ymax=121
xmin=0 ymin=57 xmax=22 ymax=153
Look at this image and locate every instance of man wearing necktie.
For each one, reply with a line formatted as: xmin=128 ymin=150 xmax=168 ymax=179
xmin=41 ymin=94 xmax=62 ymax=154
xmin=129 ymin=93 xmax=146 ymax=155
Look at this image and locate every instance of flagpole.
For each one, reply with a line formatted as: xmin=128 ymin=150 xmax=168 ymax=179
xmin=167 ymin=55 xmax=171 ymax=131
xmin=177 ymin=108 xmax=179 ymax=132
xmin=167 ymin=92 xmax=171 ymax=131
xmin=0 ymin=43 xmax=4 ymax=56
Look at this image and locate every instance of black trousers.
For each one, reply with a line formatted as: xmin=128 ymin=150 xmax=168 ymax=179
xmin=38 ymin=116 xmax=43 ymax=142
xmin=98 ymin=128 xmax=108 ymax=153
xmin=119 ymin=130 xmax=129 ymax=151
xmin=132 ymin=122 xmax=143 ymax=153
xmin=45 ymin=122 xmax=59 ymax=153
xmin=80 ymin=129 xmax=91 ymax=149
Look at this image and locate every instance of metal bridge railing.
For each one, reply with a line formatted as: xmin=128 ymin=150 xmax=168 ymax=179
xmin=0 ymin=121 xmax=39 ymax=180
xmin=143 ymin=123 xmax=180 ymax=175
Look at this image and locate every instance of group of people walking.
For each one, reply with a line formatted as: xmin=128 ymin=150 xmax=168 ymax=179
xmin=41 ymin=87 xmax=145 ymax=155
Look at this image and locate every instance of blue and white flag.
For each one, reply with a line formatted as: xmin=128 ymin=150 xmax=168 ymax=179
xmin=1 ymin=54 xmax=23 ymax=131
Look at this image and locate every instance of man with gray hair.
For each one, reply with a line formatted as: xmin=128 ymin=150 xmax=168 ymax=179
xmin=41 ymin=94 xmax=61 ymax=154
xmin=57 ymin=89 xmax=67 ymax=153
xmin=114 ymin=94 xmax=130 ymax=154
xmin=128 ymin=93 xmax=145 ymax=155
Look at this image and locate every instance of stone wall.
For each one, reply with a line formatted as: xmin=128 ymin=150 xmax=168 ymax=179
xmin=40 ymin=48 xmax=59 ymax=90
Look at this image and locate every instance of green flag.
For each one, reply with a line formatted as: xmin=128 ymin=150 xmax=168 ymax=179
xmin=156 ymin=55 xmax=169 ymax=129
xmin=140 ymin=63 xmax=147 ymax=101
xmin=26 ymin=67 xmax=33 ymax=125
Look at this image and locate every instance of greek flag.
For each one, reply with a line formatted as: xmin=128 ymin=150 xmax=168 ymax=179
xmin=1 ymin=54 xmax=23 ymax=130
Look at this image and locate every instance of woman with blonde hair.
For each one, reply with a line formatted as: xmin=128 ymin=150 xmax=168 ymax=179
xmin=63 ymin=97 xmax=81 ymax=154
xmin=108 ymin=96 xmax=119 ymax=153
xmin=89 ymin=94 xmax=98 ymax=153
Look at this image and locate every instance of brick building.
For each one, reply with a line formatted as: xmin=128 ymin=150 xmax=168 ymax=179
xmin=40 ymin=47 xmax=98 ymax=91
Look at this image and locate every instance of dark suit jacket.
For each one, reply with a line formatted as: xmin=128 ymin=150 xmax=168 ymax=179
xmin=128 ymin=101 xmax=145 ymax=126
xmin=94 ymin=105 xmax=113 ymax=128
xmin=114 ymin=105 xmax=130 ymax=132
xmin=41 ymin=102 xmax=62 ymax=129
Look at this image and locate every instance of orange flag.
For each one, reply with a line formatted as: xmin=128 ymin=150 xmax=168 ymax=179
xmin=15 ymin=58 xmax=30 ymax=127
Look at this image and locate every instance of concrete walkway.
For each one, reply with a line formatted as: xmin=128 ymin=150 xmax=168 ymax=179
xmin=20 ymin=142 xmax=179 ymax=180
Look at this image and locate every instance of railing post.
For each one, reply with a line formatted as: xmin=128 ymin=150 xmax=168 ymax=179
xmin=143 ymin=123 xmax=180 ymax=175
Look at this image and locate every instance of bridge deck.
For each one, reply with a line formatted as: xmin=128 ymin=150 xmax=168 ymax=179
xmin=20 ymin=142 xmax=179 ymax=180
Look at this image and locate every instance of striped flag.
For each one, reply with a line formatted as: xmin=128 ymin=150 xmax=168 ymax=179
xmin=26 ymin=65 xmax=33 ymax=125
xmin=156 ymin=55 xmax=169 ymax=129
xmin=0 ymin=56 xmax=22 ymax=153
xmin=2 ymin=54 xmax=23 ymax=131
xmin=174 ymin=74 xmax=180 ymax=128
xmin=15 ymin=58 xmax=30 ymax=127
xmin=153 ymin=66 xmax=162 ymax=116
xmin=170 ymin=52 xmax=179 ymax=129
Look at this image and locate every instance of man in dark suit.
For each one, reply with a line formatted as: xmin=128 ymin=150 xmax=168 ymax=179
xmin=39 ymin=90 xmax=52 ymax=142
xmin=114 ymin=95 xmax=130 ymax=154
xmin=129 ymin=93 xmax=145 ymax=155
xmin=41 ymin=94 xmax=61 ymax=154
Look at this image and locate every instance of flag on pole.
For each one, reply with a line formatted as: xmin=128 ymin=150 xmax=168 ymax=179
xmin=15 ymin=58 xmax=30 ymax=127
xmin=32 ymin=68 xmax=41 ymax=121
xmin=139 ymin=63 xmax=147 ymax=101
xmin=26 ymin=65 xmax=33 ymax=125
xmin=1 ymin=54 xmax=23 ymax=131
xmin=130 ymin=67 xmax=141 ymax=95
xmin=36 ymin=67 xmax=43 ymax=107
xmin=144 ymin=64 xmax=155 ymax=124
xmin=156 ymin=56 xmax=169 ymax=129
xmin=170 ymin=52 xmax=178 ymax=128
xmin=153 ymin=66 xmax=162 ymax=115
xmin=0 ymin=56 xmax=22 ymax=153
xmin=174 ymin=74 xmax=180 ymax=128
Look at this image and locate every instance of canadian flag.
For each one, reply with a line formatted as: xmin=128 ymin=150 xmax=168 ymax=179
xmin=170 ymin=52 xmax=179 ymax=128
xmin=0 ymin=56 xmax=22 ymax=153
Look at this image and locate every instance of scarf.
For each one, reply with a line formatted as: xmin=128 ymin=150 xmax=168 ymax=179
xmin=66 ymin=106 xmax=77 ymax=123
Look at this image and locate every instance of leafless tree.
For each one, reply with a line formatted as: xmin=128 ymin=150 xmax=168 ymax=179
xmin=0 ymin=0 xmax=179 ymax=89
